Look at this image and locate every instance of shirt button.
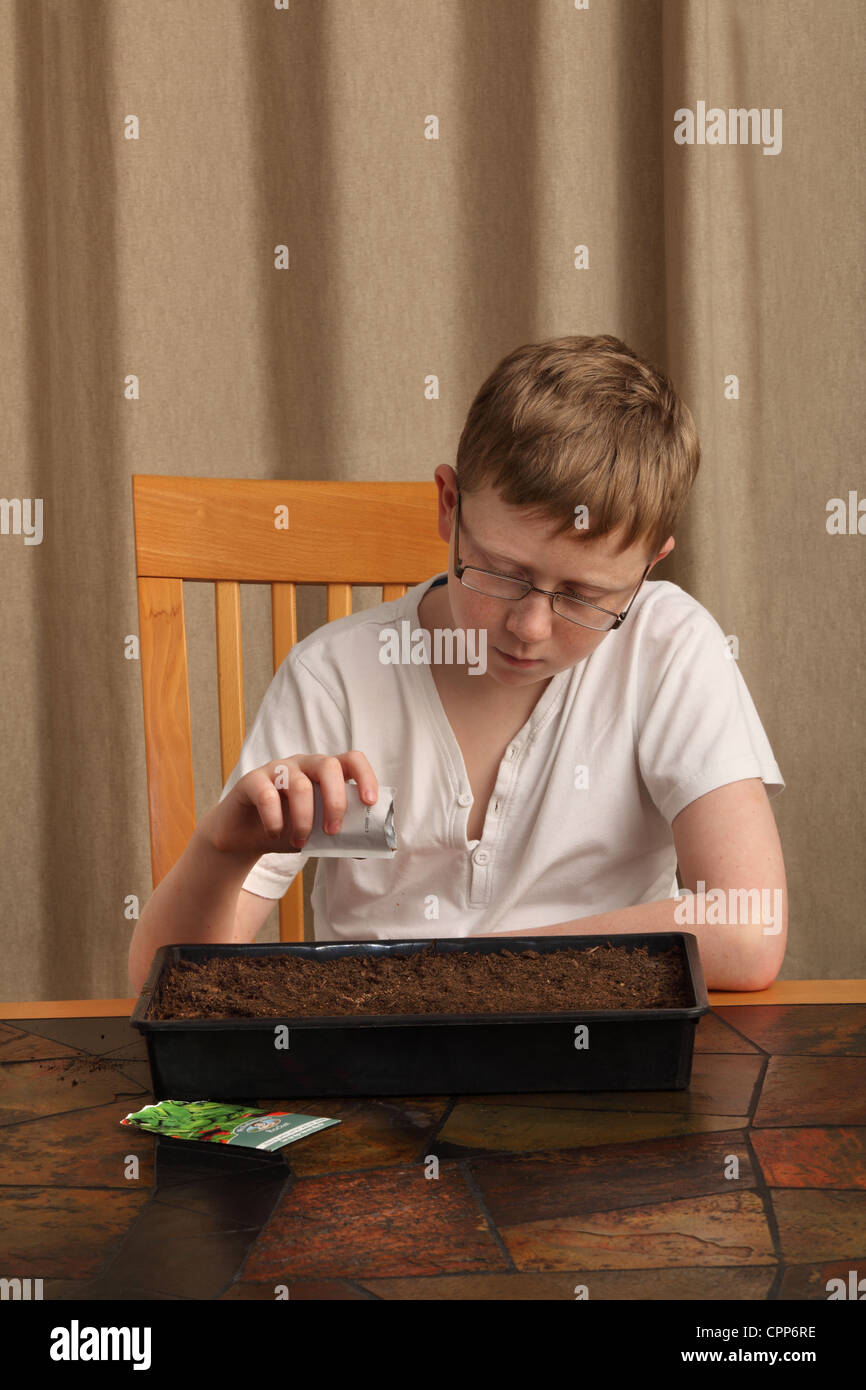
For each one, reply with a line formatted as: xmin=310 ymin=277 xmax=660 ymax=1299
xmin=457 ymin=793 xmax=473 ymax=806
xmin=505 ymin=746 xmax=515 ymax=760
xmin=474 ymin=850 xmax=489 ymax=865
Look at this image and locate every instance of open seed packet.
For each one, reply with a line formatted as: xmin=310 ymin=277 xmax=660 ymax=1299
xmin=121 ymin=1100 xmax=340 ymax=1152
xmin=302 ymin=781 xmax=397 ymax=857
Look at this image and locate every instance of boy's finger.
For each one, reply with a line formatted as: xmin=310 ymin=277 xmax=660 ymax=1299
xmin=311 ymin=755 xmax=349 ymax=833
xmin=342 ymin=749 xmax=379 ymax=806
xmin=255 ymin=778 xmax=285 ymax=835
xmin=283 ymin=768 xmax=315 ymax=846
xmin=238 ymin=772 xmax=284 ymax=837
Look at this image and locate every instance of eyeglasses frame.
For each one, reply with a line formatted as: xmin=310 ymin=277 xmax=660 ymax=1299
xmin=451 ymin=489 xmax=653 ymax=631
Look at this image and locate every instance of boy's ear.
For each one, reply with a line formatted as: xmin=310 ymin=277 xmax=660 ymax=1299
xmin=650 ymin=536 xmax=675 ymax=568
xmin=434 ymin=465 xmax=461 ymax=549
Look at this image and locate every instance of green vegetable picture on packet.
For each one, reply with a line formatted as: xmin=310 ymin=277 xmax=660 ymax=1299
xmin=121 ymin=1100 xmax=340 ymax=1151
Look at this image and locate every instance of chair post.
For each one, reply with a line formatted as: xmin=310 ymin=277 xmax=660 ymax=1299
xmin=214 ymin=581 xmax=246 ymax=781
xmin=272 ymin=582 xmax=305 ymax=941
xmin=137 ymin=576 xmax=197 ymax=886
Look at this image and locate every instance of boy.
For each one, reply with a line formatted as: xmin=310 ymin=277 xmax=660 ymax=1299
xmin=129 ymin=334 xmax=786 ymax=996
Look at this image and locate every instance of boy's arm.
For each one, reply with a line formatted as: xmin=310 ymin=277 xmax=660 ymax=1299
xmin=484 ymin=778 xmax=787 ymax=993
xmin=128 ymin=808 xmax=270 ymax=997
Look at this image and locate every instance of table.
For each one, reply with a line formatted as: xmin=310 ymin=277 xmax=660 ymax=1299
xmin=2 ymin=987 xmax=865 ymax=1301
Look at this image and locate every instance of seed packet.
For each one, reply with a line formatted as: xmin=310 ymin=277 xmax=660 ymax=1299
xmin=302 ymin=782 xmax=397 ymax=857
xmin=121 ymin=1100 xmax=340 ymax=1151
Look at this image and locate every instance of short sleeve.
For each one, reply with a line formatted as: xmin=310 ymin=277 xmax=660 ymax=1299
xmin=636 ymin=600 xmax=785 ymax=825
xmin=217 ymin=650 xmax=351 ymax=898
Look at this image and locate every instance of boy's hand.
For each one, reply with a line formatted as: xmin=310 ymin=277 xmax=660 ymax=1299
xmin=201 ymin=752 xmax=379 ymax=857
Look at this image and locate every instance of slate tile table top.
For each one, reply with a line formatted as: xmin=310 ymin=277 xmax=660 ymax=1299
xmin=1 ymin=1004 xmax=865 ymax=1301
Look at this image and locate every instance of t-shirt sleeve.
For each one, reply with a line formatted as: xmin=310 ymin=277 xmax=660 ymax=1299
xmin=636 ymin=601 xmax=785 ymax=825
xmin=217 ymin=649 xmax=351 ymax=898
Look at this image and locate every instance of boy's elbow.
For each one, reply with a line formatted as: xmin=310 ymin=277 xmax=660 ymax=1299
xmin=729 ymin=882 xmax=788 ymax=992
xmin=707 ymin=959 xmax=781 ymax=992
xmin=128 ymin=921 xmax=157 ymax=999
xmin=741 ymin=960 xmax=782 ymax=993
xmin=704 ymin=920 xmax=787 ymax=993
xmin=128 ymin=945 xmax=147 ymax=1000
xmin=741 ymin=921 xmax=787 ymax=992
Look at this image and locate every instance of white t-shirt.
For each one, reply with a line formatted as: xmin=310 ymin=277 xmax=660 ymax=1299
xmin=217 ymin=573 xmax=784 ymax=940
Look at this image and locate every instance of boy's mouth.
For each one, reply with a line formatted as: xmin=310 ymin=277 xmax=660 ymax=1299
xmin=496 ymin=648 xmax=541 ymax=667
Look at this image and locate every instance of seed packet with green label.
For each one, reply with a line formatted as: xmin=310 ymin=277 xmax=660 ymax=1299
xmin=121 ymin=1100 xmax=340 ymax=1151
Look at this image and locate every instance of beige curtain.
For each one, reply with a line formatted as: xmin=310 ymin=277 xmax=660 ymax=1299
xmin=1 ymin=0 xmax=862 ymax=1001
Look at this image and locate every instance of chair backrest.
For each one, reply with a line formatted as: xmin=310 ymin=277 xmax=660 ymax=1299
xmin=132 ymin=476 xmax=448 ymax=941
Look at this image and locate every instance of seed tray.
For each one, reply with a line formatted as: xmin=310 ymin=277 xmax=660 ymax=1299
xmin=129 ymin=934 xmax=710 ymax=1098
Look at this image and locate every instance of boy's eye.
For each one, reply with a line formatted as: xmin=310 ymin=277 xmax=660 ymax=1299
xmin=496 ymin=563 xmax=599 ymax=604
xmin=563 ymin=588 xmax=602 ymax=604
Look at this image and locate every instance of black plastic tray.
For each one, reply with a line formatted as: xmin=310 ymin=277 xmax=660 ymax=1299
xmin=130 ymin=934 xmax=710 ymax=1098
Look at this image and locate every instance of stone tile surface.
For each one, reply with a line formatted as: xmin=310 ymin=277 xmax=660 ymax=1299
xmin=714 ymin=1005 xmax=866 ymax=1055
xmin=243 ymin=1163 xmax=507 ymax=1280
xmin=3 ymin=1006 xmax=865 ymax=1300
xmin=500 ymin=1190 xmax=776 ymax=1270
xmin=753 ymin=1057 xmax=866 ymax=1127
xmin=751 ymin=1127 xmax=866 ymax=1189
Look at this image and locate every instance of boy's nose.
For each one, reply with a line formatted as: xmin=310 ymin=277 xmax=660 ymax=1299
xmin=504 ymin=590 xmax=555 ymax=641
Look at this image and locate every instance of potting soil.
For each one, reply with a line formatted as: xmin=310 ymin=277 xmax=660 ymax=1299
xmin=149 ymin=942 xmax=692 ymax=1019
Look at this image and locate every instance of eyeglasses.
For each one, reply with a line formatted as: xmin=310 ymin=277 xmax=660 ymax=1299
xmin=451 ymin=490 xmax=652 ymax=632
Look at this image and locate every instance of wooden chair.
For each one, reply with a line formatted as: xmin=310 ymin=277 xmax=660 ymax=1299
xmin=132 ymin=477 xmax=448 ymax=941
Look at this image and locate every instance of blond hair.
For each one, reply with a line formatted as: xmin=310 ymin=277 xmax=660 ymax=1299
xmin=455 ymin=334 xmax=700 ymax=558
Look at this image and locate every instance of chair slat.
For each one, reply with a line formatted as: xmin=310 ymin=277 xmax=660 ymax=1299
xmin=214 ymin=582 xmax=245 ymax=782
xmin=327 ymin=584 xmax=352 ymax=622
xmin=137 ymin=577 xmax=197 ymax=886
xmin=271 ymin=582 xmax=305 ymax=942
xmin=271 ymin=582 xmax=298 ymax=669
xmin=382 ymin=584 xmax=407 ymax=601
